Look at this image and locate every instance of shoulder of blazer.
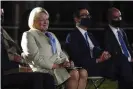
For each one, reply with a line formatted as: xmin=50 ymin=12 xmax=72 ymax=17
xmin=29 ymin=29 xmax=37 ymax=34
xmin=66 ymin=28 xmax=81 ymax=43
xmin=104 ymin=25 xmax=114 ymax=36
xmin=28 ymin=29 xmax=40 ymax=37
xmin=22 ymin=31 xmax=36 ymax=41
xmin=69 ymin=28 xmax=81 ymax=37
xmin=104 ymin=25 xmax=111 ymax=32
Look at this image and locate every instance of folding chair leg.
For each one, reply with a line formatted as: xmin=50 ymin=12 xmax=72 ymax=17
xmin=91 ymin=78 xmax=105 ymax=89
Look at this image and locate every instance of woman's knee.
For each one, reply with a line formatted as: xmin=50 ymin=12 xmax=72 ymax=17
xmin=69 ymin=69 xmax=79 ymax=80
xmin=79 ymin=69 xmax=88 ymax=79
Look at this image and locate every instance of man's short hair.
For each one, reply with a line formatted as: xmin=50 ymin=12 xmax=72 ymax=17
xmin=73 ymin=3 xmax=90 ymax=18
xmin=107 ymin=7 xmax=120 ymax=20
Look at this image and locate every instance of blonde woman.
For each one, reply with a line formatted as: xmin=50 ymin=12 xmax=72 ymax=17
xmin=21 ymin=7 xmax=88 ymax=89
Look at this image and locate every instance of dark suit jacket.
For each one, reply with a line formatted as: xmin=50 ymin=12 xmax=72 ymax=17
xmin=103 ymin=25 xmax=133 ymax=80
xmin=65 ymin=27 xmax=103 ymax=76
xmin=104 ymin=25 xmax=133 ymax=58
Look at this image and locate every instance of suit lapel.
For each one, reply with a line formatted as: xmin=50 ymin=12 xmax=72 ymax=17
xmin=76 ymin=28 xmax=89 ymax=48
xmin=108 ymin=26 xmax=122 ymax=53
xmin=87 ymin=32 xmax=98 ymax=46
xmin=108 ymin=26 xmax=119 ymax=45
xmin=76 ymin=28 xmax=96 ymax=47
xmin=74 ymin=28 xmax=91 ymax=56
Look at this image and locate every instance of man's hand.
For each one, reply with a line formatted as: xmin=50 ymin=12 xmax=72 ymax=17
xmin=96 ymin=51 xmax=111 ymax=63
xmin=103 ymin=51 xmax=111 ymax=60
xmin=62 ymin=61 xmax=71 ymax=68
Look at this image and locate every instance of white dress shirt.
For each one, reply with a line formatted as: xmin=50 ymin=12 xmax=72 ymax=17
xmin=76 ymin=26 xmax=94 ymax=58
xmin=109 ymin=24 xmax=131 ymax=62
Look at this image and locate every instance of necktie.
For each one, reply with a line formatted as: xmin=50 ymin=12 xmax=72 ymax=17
xmin=84 ymin=32 xmax=90 ymax=47
xmin=84 ymin=32 xmax=93 ymax=58
xmin=117 ymin=30 xmax=129 ymax=58
xmin=45 ymin=32 xmax=57 ymax=54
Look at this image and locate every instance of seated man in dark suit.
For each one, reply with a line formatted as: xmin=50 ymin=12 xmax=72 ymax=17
xmin=65 ymin=6 xmax=111 ymax=76
xmin=103 ymin=7 xmax=133 ymax=89
xmin=1 ymin=8 xmax=55 ymax=89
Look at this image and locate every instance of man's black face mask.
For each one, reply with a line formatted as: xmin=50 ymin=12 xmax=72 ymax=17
xmin=111 ymin=20 xmax=122 ymax=28
xmin=80 ymin=18 xmax=91 ymax=28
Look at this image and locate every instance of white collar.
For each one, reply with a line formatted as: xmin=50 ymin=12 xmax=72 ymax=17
xmin=76 ymin=26 xmax=87 ymax=36
xmin=109 ymin=24 xmax=120 ymax=33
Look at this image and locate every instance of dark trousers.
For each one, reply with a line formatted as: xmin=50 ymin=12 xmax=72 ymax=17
xmin=130 ymin=62 xmax=133 ymax=74
xmin=114 ymin=56 xmax=133 ymax=89
xmin=101 ymin=55 xmax=133 ymax=89
xmin=2 ymin=72 xmax=55 ymax=89
xmin=83 ymin=59 xmax=101 ymax=76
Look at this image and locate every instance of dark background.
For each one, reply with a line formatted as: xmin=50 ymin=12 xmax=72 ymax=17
xmin=1 ymin=1 xmax=133 ymax=49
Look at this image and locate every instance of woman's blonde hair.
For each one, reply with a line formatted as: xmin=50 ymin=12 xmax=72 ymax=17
xmin=28 ymin=7 xmax=49 ymax=29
